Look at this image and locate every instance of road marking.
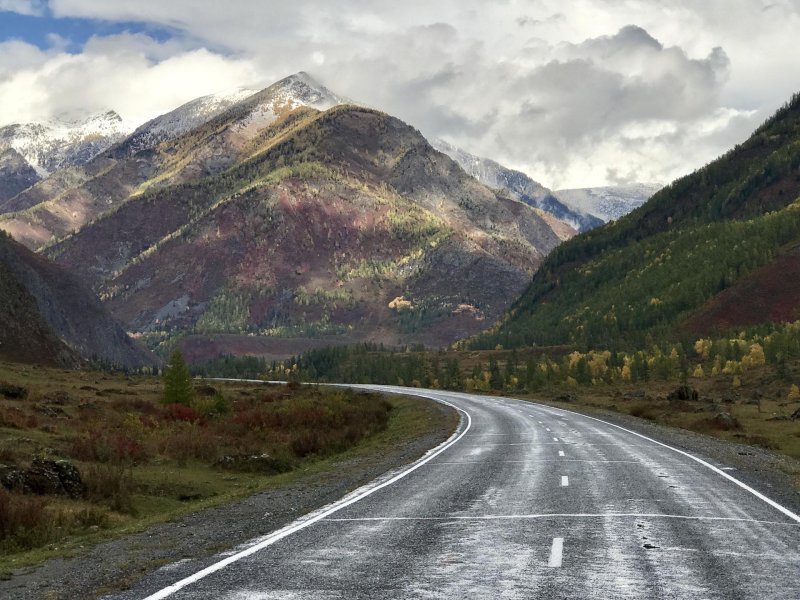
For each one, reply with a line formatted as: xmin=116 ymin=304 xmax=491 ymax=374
xmin=558 ymin=451 xmax=565 ymax=457
xmin=323 ymin=514 xmax=800 ymax=526
xmin=546 ymin=428 xmax=551 ymax=432
xmin=430 ymin=459 xmax=640 ymax=465
xmin=553 ymin=437 xmax=559 ymax=441
xmin=533 ymin=405 xmax=800 ymax=524
xmin=538 ymin=421 xmax=543 ymax=424
xmin=549 ymin=537 xmax=564 ymax=567
xmin=143 ymin=390 xmax=473 ymax=600
xmin=561 ymin=476 xmax=569 ymax=487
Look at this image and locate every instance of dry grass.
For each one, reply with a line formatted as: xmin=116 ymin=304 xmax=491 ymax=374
xmin=0 ymin=362 xmax=396 ymax=563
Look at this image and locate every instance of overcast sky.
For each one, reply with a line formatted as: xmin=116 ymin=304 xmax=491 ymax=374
xmin=1 ymin=0 xmax=799 ymax=188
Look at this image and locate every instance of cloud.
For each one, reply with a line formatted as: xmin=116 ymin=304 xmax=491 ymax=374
xmin=0 ymin=0 xmax=45 ymax=16
xmin=0 ymin=1 xmax=798 ymax=188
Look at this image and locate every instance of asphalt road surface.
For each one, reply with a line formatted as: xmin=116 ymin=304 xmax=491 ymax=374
xmin=113 ymin=386 xmax=800 ymax=600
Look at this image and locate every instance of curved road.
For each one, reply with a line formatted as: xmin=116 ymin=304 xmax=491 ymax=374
xmin=115 ymin=386 xmax=800 ymax=599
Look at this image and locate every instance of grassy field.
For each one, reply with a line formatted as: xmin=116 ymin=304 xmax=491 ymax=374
xmin=0 ymin=362 xmax=453 ymax=572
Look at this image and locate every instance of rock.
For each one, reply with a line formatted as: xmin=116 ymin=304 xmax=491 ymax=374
xmin=22 ymin=458 xmax=64 ymax=495
xmin=1 ymin=458 xmax=85 ymax=498
xmin=214 ymin=453 xmax=291 ymax=474
xmin=0 ymin=464 xmax=26 ymax=491
xmin=556 ymin=393 xmax=577 ymax=403
xmin=52 ymin=460 xmax=84 ymax=498
xmin=195 ymin=384 xmax=218 ymax=397
xmin=0 ymin=381 xmax=28 ymax=399
xmin=34 ymin=403 xmax=69 ymax=418
xmin=667 ymin=385 xmax=699 ymax=402
xmin=712 ymin=412 xmax=740 ymax=430
xmin=623 ymin=390 xmax=646 ymax=400
xmin=42 ymin=390 xmax=71 ymax=404
xmin=791 ymin=408 xmax=800 ymax=421
xmin=721 ymin=391 xmax=739 ymax=404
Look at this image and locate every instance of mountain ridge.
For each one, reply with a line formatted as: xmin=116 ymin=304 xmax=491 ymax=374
xmin=472 ymin=91 xmax=800 ymax=350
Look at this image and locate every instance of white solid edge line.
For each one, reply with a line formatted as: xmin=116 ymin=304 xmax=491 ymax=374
xmin=548 ymin=537 xmax=564 ymax=567
xmin=143 ymin=386 xmax=472 ymax=600
xmin=529 ymin=402 xmax=800 ymax=524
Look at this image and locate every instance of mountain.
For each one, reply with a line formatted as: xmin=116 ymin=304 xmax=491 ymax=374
xmin=23 ymin=74 xmax=568 ymax=352
xmin=0 ymin=230 xmax=153 ymax=368
xmin=0 ymin=111 xmax=131 ymax=209
xmin=0 ymin=147 xmax=39 ymax=203
xmin=472 ymin=92 xmax=800 ymax=350
xmin=553 ymin=183 xmax=662 ymax=223
xmin=431 ymin=139 xmax=603 ymax=233
xmin=118 ymin=72 xmax=345 ymax=159
xmin=0 ymin=73 xmax=352 ymax=249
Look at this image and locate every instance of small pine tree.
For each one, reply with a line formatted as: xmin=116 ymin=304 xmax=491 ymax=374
xmin=163 ymin=349 xmax=194 ymax=405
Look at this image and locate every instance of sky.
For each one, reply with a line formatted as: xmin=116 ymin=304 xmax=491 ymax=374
xmin=0 ymin=1 xmax=799 ymax=189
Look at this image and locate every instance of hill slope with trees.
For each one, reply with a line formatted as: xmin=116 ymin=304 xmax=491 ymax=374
xmin=473 ymin=92 xmax=800 ymax=350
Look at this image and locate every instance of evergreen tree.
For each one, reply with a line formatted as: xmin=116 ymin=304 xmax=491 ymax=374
xmin=163 ymin=349 xmax=194 ymax=405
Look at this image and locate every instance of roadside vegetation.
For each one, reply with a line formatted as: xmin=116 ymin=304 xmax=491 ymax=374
xmin=0 ymin=354 xmax=444 ymax=570
xmin=259 ymin=321 xmax=800 ymax=461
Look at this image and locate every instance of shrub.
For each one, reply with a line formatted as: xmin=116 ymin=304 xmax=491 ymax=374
xmin=192 ymin=392 xmax=231 ymax=419
xmin=69 ymin=431 xmax=148 ymax=464
xmin=0 ymin=488 xmax=49 ymax=551
xmin=162 ymin=403 xmax=201 ymax=423
xmin=82 ymin=464 xmax=136 ymax=515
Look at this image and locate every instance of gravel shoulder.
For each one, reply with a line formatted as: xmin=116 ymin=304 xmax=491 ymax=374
xmin=0 ymin=395 xmax=458 ymax=600
xmin=526 ymin=397 xmax=800 ymax=515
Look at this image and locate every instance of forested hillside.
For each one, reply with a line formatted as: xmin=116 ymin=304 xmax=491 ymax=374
xmin=473 ymin=92 xmax=800 ymax=349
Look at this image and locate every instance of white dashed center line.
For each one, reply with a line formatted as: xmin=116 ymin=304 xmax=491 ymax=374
xmin=546 ymin=428 xmax=551 ymax=432
xmin=558 ymin=451 xmax=565 ymax=457
xmin=548 ymin=537 xmax=564 ymax=567
xmin=561 ymin=475 xmax=569 ymax=487
xmin=553 ymin=437 xmax=559 ymax=442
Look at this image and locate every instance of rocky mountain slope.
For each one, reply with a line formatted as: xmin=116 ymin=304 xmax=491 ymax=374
xmin=0 ymin=230 xmax=152 ymax=368
xmin=554 ymin=183 xmax=662 ymax=222
xmin=34 ymin=90 xmax=566 ymax=351
xmin=431 ymin=139 xmax=603 ymax=233
xmin=0 ymin=111 xmax=132 ymax=209
xmin=473 ymin=91 xmax=800 ymax=349
xmin=0 ymin=73 xmax=352 ymax=248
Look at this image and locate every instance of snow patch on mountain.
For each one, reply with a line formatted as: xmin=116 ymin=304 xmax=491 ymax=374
xmin=123 ymin=87 xmax=259 ymax=155
xmin=432 ymin=138 xmax=602 ymax=233
xmin=0 ymin=111 xmax=132 ymax=176
xmin=554 ymin=183 xmax=663 ymax=223
xmin=236 ymin=71 xmax=349 ymax=135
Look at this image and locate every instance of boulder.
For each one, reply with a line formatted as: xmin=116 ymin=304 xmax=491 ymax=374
xmin=667 ymin=385 xmax=699 ymax=402
xmin=0 ymin=381 xmax=28 ymax=399
xmin=0 ymin=458 xmax=84 ymax=498
xmin=0 ymin=464 xmax=26 ymax=491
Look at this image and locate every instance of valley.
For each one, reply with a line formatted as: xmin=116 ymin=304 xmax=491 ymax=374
xmin=0 ymin=6 xmax=799 ymax=597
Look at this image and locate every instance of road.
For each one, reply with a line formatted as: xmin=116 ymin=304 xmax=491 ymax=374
xmin=114 ymin=386 xmax=800 ymax=599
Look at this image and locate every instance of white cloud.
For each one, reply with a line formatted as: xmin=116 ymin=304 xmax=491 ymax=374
xmin=0 ymin=0 xmax=798 ymax=187
xmin=0 ymin=0 xmax=45 ymax=16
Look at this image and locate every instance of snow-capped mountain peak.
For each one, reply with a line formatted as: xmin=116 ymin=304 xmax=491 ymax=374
xmin=0 ymin=110 xmax=133 ymax=177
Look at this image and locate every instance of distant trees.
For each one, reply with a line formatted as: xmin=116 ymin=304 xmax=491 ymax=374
xmin=163 ymin=349 xmax=193 ymax=406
